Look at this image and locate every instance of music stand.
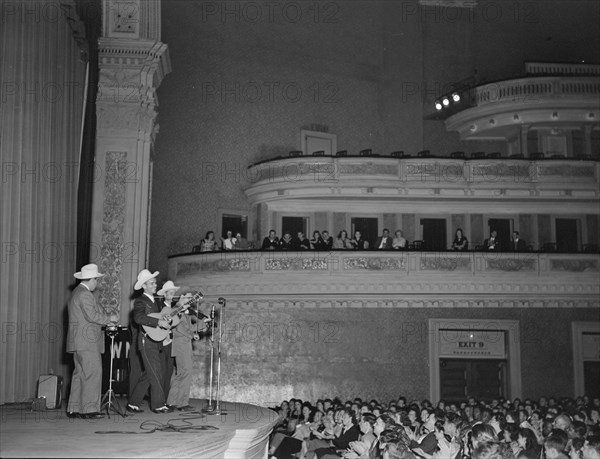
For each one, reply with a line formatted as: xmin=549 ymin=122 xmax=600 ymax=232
xmin=100 ymin=325 xmax=127 ymax=418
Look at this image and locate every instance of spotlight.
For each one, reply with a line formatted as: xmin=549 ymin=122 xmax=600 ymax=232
xmin=435 ymin=101 xmax=443 ymax=111
xmin=442 ymin=97 xmax=450 ymax=107
xmin=452 ymin=92 xmax=460 ymax=102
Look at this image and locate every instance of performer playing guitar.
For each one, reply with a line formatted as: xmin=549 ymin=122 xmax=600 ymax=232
xmin=143 ymin=282 xmax=203 ymax=341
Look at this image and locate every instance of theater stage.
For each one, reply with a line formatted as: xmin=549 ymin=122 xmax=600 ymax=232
xmin=0 ymin=398 xmax=278 ymax=458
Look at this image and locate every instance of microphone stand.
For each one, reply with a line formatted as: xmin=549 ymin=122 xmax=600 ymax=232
xmin=100 ymin=325 xmax=127 ymax=418
xmin=202 ymin=304 xmax=216 ymax=413
xmin=204 ymin=298 xmax=226 ymax=415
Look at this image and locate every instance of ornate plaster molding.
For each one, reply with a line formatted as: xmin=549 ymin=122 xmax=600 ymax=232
xmin=97 ymin=152 xmax=128 ymax=313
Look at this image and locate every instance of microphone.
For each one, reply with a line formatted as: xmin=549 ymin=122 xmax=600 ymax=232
xmin=218 ymin=297 xmax=226 ymax=305
xmin=210 ymin=304 xmax=216 ymax=319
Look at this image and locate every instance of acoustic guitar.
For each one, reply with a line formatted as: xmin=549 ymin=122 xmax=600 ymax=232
xmin=143 ymin=292 xmax=203 ymax=341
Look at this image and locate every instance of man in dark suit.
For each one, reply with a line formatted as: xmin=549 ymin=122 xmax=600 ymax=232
xmin=132 ymin=269 xmax=173 ymax=413
xmin=483 ymin=230 xmax=500 ymax=251
xmin=511 ymin=231 xmax=528 ymax=252
xmin=374 ymin=228 xmax=393 ymax=250
xmin=66 ymin=264 xmax=118 ymax=418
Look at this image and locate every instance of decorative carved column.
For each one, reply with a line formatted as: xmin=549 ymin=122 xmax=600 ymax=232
xmin=91 ymin=0 xmax=171 ymax=322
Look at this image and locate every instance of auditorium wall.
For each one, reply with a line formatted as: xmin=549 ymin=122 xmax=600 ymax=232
xmin=189 ymin=306 xmax=600 ymax=405
xmin=150 ymin=0 xmax=600 ymax=276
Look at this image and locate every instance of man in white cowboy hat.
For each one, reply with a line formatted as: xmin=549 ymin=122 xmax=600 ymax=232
xmin=161 ymin=281 xmax=207 ymax=411
xmin=66 ymin=264 xmax=118 ymax=419
xmin=131 ymin=268 xmax=173 ymax=413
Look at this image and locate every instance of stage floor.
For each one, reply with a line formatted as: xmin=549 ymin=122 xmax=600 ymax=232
xmin=0 ymin=398 xmax=278 ymax=458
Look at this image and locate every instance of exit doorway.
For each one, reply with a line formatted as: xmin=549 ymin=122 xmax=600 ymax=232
xmin=440 ymin=359 xmax=507 ymax=402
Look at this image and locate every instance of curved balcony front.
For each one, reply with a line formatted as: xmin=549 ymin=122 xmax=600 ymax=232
xmin=244 ymin=156 xmax=599 ymax=214
xmin=168 ymin=250 xmax=600 ymax=309
xmin=444 ymin=75 xmax=600 ymax=140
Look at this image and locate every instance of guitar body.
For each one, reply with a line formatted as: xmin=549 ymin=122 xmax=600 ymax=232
xmin=142 ymin=292 xmax=203 ymax=342
xmin=143 ymin=308 xmax=181 ymax=341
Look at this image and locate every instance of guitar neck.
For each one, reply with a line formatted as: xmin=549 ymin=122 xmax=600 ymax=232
xmin=166 ymin=294 xmax=201 ymax=318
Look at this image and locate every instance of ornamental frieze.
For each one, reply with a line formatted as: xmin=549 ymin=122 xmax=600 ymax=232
xmin=343 ymin=257 xmax=406 ymax=270
xmin=550 ymin=259 xmax=599 ymax=272
xmin=265 ymin=258 xmax=328 ymax=270
xmin=177 ymin=258 xmax=251 ymax=275
xmin=420 ymin=256 xmax=472 ymax=271
xmin=486 ymin=258 xmax=536 ymax=272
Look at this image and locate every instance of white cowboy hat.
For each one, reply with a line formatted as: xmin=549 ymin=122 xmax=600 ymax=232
xmin=134 ymin=269 xmax=159 ymax=290
xmin=157 ymin=280 xmax=180 ymax=296
xmin=74 ymin=264 xmax=104 ymax=279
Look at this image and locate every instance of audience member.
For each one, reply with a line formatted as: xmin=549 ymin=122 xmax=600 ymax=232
xmin=322 ymin=231 xmax=334 ymax=250
xmin=510 ymin=231 xmax=527 ymax=252
xmin=333 ymin=230 xmax=353 ymax=249
xmin=234 ymin=232 xmax=249 ymax=249
xmin=472 ymin=441 xmax=513 ymax=459
xmin=375 ymin=229 xmax=393 ymax=250
xmin=311 ymin=231 xmax=327 ymax=250
xmin=222 ymin=230 xmax=236 ymax=250
xmin=313 ymin=409 xmax=360 ymax=458
xmin=483 ymin=230 xmax=500 ymax=251
xmin=295 ymin=231 xmax=311 ymax=250
xmin=544 ymin=429 xmax=569 ymax=458
xmin=393 ymin=230 xmax=407 ymax=250
xmin=583 ymin=435 xmax=600 ymax=459
xmin=200 ymin=231 xmax=219 ymax=252
xmin=351 ymin=231 xmax=369 ymax=250
xmin=262 ymin=230 xmax=279 ymax=250
xmin=452 ymin=228 xmax=469 ymax=251
xmin=280 ymin=232 xmax=294 ymax=250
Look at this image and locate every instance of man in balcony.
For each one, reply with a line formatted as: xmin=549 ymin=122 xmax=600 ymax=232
xmin=484 ymin=230 xmax=500 ymax=251
xmin=375 ymin=228 xmax=393 ymax=250
xmin=262 ymin=230 xmax=279 ymax=250
xmin=511 ymin=231 xmax=527 ymax=252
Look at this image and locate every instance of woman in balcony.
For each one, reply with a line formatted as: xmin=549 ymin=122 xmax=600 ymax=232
xmin=393 ymin=230 xmax=407 ymax=250
xmin=200 ymin=231 xmax=219 ymax=252
xmin=333 ymin=230 xmax=352 ymax=249
xmin=452 ymin=228 xmax=469 ymax=251
xmin=311 ymin=231 xmax=326 ymax=250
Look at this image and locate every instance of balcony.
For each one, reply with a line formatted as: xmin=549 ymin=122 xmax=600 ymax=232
xmin=168 ymin=250 xmax=600 ymax=309
xmin=244 ymin=156 xmax=599 ymax=214
xmin=443 ymin=67 xmax=600 ymax=140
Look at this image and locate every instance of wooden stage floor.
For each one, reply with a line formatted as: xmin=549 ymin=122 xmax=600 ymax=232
xmin=0 ymin=398 xmax=278 ymax=458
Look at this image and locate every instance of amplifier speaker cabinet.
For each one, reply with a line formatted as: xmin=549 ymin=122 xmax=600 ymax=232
xmin=37 ymin=375 xmax=63 ymax=409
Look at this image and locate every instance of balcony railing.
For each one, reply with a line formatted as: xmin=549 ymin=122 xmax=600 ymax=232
xmin=168 ymin=250 xmax=600 ymax=308
xmin=473 ymin=76 xmax=600 ymax=107
xmin=244 ymin=156 xmax=599 ymax=206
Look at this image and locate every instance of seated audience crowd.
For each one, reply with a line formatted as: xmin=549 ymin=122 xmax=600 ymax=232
xmin=268 ymin=394 xmax=600 ymax=459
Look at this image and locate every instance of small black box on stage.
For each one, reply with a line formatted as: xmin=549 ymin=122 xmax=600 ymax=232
xmin=37 ymin=375 xmax=63 ymax=409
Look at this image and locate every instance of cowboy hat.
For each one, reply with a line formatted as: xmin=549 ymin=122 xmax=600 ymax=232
xmin=134 ymin=269 xmax=159 ymax=290
xmin=157 ymin=280 xmax=180 ymax=296
xmin=74 ymin=264 xmax=104 ymax=279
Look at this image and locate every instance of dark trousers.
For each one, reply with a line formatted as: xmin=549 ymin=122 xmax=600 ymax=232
xmin=138 ymin=335 xmax=171 ymax=410
xmin=128 ymin=333 xmax=149 ymax=406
